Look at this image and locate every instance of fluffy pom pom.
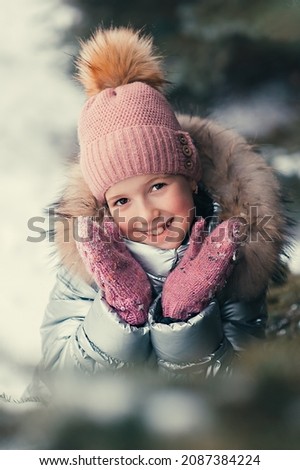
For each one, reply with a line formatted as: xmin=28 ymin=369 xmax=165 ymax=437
xmin=75 ymin=27 xmax=167 ymax=96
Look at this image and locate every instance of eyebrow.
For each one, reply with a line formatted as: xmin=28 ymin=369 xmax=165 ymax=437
xmin=149 ymin=175 xmax=171 ymax=183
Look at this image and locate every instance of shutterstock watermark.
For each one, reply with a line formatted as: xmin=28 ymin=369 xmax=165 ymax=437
xmin=26 ymin=206 xmax=274 ymax=245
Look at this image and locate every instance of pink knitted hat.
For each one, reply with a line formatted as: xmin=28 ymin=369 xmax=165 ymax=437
xmin=76 ymin=27 xmax=202 ymax=203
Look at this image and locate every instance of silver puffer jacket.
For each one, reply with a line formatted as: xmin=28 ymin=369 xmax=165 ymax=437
xmin=39 ymin=229 xmax=267 ymax=381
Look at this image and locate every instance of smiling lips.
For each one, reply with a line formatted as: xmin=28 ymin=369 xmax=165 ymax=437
xmin=143 ymin=218 xmax=174 ymax=237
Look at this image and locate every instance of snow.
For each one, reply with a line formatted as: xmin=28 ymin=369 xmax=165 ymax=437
xmin=0 ymin=0 xmax=83 ymax=396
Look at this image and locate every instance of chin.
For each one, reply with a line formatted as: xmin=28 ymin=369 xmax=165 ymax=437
xmin=127 ymin=224 xmax=189 ymax=249
xmin=142 ymin=236 xmax=183 ymax=250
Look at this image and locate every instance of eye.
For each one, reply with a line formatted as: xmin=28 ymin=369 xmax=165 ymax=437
xmin=114 ymin=197 xmax=129 ymax=206
xmin=152 ymin=182 xmax=166 ymax=191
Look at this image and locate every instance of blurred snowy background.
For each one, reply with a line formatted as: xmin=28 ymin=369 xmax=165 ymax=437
xmin=1 ymin=0 xmax=300 ymax=403
xmin=0 ymin=0 xmax=83 ymax=396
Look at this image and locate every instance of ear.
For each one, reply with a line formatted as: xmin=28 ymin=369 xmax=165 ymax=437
xmin=189 ymin=179 xmax=198 ymax=194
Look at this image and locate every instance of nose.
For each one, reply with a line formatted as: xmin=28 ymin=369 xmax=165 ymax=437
xmin=136 ymin=199 xmax=161 ymax=228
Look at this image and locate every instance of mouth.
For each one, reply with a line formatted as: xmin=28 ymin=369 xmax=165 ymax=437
xmin=145 ymin=218 xmax=174 ymax=237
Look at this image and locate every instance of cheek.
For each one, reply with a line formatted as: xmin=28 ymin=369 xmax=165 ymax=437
xmin=174 ymin=192 xmax=195 ymax=217
xmin=109 ymin=208 xmax=128 ymax=234
xmin=172 ymin=192 xmax=195 ymax=231
xmin=116 ymin=220 xmax=127 ymax=235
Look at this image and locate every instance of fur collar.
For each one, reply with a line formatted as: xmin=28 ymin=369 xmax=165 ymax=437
xmin=51 ymin=114 xmax=289 ymax=301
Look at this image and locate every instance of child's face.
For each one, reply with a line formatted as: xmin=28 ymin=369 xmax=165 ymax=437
xmin=105 ymin=174 xmax=196 ymax=249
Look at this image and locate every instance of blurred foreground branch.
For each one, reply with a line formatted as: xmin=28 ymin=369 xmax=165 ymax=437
xmin=0 ymin=275 xmax=299 ymax=450
xmin=267 ymin=273 xmax=300 ymax=338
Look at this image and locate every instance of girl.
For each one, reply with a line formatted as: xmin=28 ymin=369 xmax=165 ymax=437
xmin=38 ymin=27 xmax=288 ymax=382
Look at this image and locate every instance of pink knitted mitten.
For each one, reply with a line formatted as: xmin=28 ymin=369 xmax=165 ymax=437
xmin=76 ymin=216 xmax=152 ymax=326
xmin=162 ymin=218 xmax=241 ymax=320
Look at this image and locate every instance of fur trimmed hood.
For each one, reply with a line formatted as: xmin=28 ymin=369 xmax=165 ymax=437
xmin=51 ymin=114 xmax=289 ymax=301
